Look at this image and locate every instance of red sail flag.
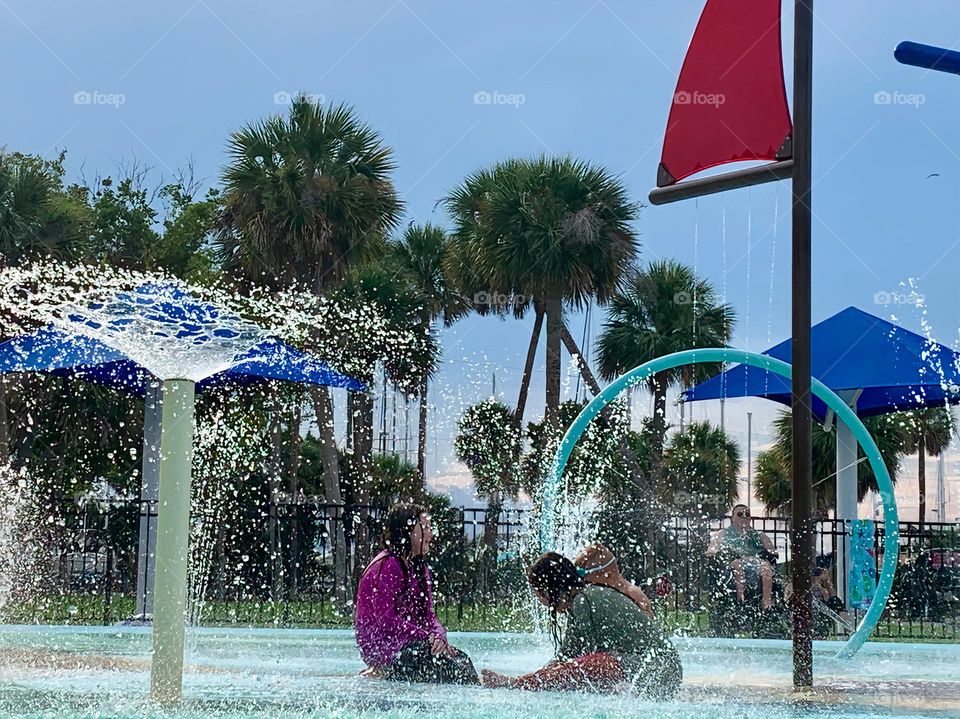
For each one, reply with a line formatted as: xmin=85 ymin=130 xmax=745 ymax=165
xmin=657 ymin=0 xmax=793 ymax=187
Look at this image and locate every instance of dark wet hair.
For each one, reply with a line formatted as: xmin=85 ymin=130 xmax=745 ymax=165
xmin=377 ymin=503 xmax=431 ymax=610
xmin=382 ymin=502 xmax=428 ymax=559
xmin=527 ymin=552 xmax=585 ymax=610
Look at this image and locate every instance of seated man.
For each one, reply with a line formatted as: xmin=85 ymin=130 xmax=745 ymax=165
xmin=706 ymin=504 xmax=778 ymax=610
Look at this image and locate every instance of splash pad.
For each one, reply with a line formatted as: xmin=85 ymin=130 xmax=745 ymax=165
xmin=0 ymin=269 xmax=367 ymax=704
xmin=541 ymin=348 xmax=900 ymax=660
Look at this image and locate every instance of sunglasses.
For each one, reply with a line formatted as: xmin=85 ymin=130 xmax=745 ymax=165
xmin=734 ymin=511 xmax=750 ymax=518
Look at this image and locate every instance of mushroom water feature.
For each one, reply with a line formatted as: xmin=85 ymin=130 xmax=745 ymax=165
xmin=0 ymin=280 xmax=363 ymax=704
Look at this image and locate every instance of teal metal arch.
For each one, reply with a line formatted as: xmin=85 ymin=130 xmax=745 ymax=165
xmin=542 ymin=348 xmax=898 ymax=659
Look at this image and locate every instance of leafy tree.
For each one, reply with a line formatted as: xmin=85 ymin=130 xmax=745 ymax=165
xmin=86 ymin=175 xmax=160 ymax=268
xmin=520 ymin=399 xmax=627 ymax=502
xmin=662 ymin=421 xmax=740 ymax=518
xmin=454 ymin=400 xmax=522 ymax=546
xmin=152 ymin=183 xmax=220 ymax=281
xmin=69 ymin=167 xmax=219 ymax=279
xmin=596 ymin=260 xmax=735 ymax=479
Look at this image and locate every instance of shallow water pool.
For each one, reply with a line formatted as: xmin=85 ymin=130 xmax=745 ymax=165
xmin=1 ymin=626 xmax=958 ymax=718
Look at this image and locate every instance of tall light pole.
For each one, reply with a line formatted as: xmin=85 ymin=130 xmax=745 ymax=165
xmin=746 ymin=411 xmax=753 ymax=512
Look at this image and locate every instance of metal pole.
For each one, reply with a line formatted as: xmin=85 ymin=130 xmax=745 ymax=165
xmin=135 ymin=382 xmax=162 ymax=620
xmin=404 ymin=397 xmax=411 ymax=463
xmin=791 ymin=0 xmax=815 ymax=690
xmin=379 ymin=367 xmax=388 ymax=454
xmin=746 ymin=411 xmax=752 ymax=512
xmin=719 ymin=355 xmax=727 ymax=433
xmin=391 ymin=384 xmax=397 ymax=455
xmin=649 ymin=159 xmax=795 ymax=205
xmin=433 ymin=402 xmax=439 ymax=478
xmin=937 ymin=453 xmax=946 ymax=522
xmin=149 ymin=379 xmax=197 ymax=705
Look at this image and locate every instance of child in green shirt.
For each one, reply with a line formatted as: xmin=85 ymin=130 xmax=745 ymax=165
xmin=482 ymin=552 xmax=682 ymax=699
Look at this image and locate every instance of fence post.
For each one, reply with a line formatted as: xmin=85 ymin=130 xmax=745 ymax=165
xmin=103 ymin=546 xmax=113 ymax=626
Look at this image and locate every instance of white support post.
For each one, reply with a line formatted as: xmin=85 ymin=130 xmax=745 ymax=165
xmin=135 ymin=382 xmax=162 ymax=620
xmin=835 ymin=390 xmax=861 ymax=610
xmin=149 ymin=379 xmax=196 ymax=705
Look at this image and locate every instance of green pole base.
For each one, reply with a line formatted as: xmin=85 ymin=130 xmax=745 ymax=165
xmin=149 ymin=379 xmax=196 ymax=705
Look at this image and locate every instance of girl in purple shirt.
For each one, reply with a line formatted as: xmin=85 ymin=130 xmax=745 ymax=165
xmin=355 ymin=503 xmax=478 ymax=684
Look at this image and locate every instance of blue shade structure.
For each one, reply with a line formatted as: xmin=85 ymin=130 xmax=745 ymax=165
xmin=683 ymin=307 xmax=960 ymax=417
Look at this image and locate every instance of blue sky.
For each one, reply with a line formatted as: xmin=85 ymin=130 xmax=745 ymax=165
xmin=3 ymin=1 xmax=960 ymax=516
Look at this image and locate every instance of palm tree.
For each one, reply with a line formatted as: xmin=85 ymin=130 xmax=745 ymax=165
xmin=0 ymin=151 xmax=89 ymax=266
xmin=897 ymin=406 xmax=953 ymax=529
xmin=754 ymin=446 xmax=796 ymax=516
xmin=370 ymin=454 xmax=421 ymax=505
xmin=662 ymin=421 xmax=740 ymax=518
xmin=332 ymin=258 xmax=438 ymax=502
xmin=754 ymin=409 xmax=904 ymax=516
xmin=445 ymin=156 xmax=639 ymax=427
xmin=215 ymin=96 xmax=403 ymax=604
xmin=325 ymin=257 xmax=437 ymax=584
xmin=595 ymin=260 xmax=735 ymax=479
xmin=389 ymin=223 xmax=466 ymax=486
xmin=215 ymin=96 xmax=403 ymax=500
xmin=216 ymin=97 xmax=402 ymax=291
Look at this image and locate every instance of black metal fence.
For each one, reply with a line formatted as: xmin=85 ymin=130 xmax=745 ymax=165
xmin=8 ymin=500 xmax=959 ymax=641
xmin=608 ymin=515 xmax=960 ymax=640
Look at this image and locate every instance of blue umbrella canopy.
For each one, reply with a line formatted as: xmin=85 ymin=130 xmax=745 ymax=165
xmin=0 ymin=284 xmax=364 ymax=394
xmin=684 ymin=306 xmax=960 ymax=420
